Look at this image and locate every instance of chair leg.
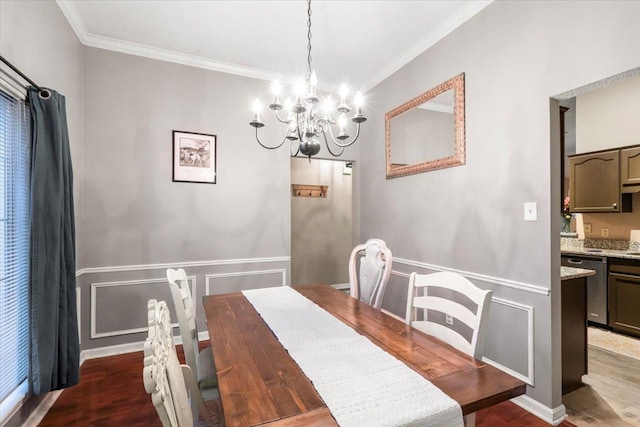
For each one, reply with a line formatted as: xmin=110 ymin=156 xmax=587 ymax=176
xmin=464 ymin=412 xmax=476 ymax=427
xmin=182 ymin=365 xmax=214 ymax=426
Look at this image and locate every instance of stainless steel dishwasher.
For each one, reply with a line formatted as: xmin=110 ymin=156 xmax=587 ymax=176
xmin=561 ymin=254 xmax=608 ymax=326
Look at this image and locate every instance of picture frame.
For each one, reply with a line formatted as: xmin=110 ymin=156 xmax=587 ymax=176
xmin=172 ymin=130 xmax=217 ymax=184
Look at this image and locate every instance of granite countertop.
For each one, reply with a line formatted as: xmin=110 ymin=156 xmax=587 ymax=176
xmin=561 ymin=266 xmax=596 ymax=280
xmin=561 ymin=247 xmax=640 ymax=260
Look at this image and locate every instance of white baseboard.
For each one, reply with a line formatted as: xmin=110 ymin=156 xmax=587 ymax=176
xmin=22 ymin=390 xmax=64 ymax=427
xmin=80 ymin=330 xmax=210 ymax=361
xmin=511 ymin=395 xmax=567 ymax=426
xmin=80 ymin=340 xmax=146 ymax=361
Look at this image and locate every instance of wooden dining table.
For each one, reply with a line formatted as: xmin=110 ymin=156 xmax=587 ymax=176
xmin=203 ymin=284 xmax=526 ymax=427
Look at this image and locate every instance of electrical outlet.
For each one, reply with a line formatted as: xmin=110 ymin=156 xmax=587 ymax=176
xmin=584 ymin=223 xmax=592 ymax=233
xmin=602 ymin=228 xmax=610 ymax=238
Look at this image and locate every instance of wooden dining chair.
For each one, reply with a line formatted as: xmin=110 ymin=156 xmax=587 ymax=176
xmin=143 ymin=299 xmax=213 ymax=427
xmin=405 ymin=271 xmax=492 ymax=427
xmin=166 ymin=269 xmax=219 ymax=419
xmin=348 ymin=238 xmax=392 ymax=310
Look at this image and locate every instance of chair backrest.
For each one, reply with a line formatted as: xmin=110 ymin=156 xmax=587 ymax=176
xmin=166 ymin=268 xmax=200 ymax=377
xmin=405 ymin=272 xmax=492 ymax=360
xmin=348 ymin=238 xmax=392 ymax=310
xmin=143 ymin=299 xmax=193 ymax=427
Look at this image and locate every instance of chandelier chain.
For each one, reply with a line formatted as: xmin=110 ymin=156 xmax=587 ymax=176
xmin=306 ymin=0 xmax=312 ymax=80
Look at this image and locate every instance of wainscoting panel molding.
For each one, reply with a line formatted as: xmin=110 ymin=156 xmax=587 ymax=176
xmin=76 ymin=287 xmax=81 ymax=345
xmin=393 ymin=257 xmax=550 ymax=295
xmin=387 ymin=269 xmax=535 ymax=386
xmin=205 ymin=268 xmax=287 ymax=296
xmin=77 ymin=256 xmax=290 ymax=276
xmin=90 ymin=276 xmax=195 ymax=339
xmin=79 ymin=256 xmax=290 ymax=350
xmin=483 ymin=298 xmax=535 ymax=386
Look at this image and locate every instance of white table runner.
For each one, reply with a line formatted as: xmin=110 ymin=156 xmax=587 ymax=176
xmin=242 ymin=286 xmax=463 ymax=427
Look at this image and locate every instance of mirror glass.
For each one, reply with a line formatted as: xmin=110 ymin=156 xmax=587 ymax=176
xmin=386 ymin=73 xmax=465 ymax=178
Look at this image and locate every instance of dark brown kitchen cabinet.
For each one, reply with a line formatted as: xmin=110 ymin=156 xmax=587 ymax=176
xmin=609 ymin=259 xmax=640 ymax=338
xmin=621 ymin=146 xmax=640 ymax=191
xmin=569 ymin=150 xmax=621 ymax=212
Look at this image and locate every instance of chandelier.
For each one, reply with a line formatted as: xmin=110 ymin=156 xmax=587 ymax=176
xmin=249 ymin=0 xmax=367 ymax=159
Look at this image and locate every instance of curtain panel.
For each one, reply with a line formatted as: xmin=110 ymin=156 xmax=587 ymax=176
xmin=28 ymin=87 xmax=79 ymax=394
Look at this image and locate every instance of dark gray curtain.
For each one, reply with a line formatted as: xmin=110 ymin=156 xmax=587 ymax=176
xmin=28 ymin=87 xmax=79 ymax=394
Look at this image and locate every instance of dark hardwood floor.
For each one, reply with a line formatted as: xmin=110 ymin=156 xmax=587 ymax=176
xmin=37 ymin=350 xmax=576 ymax=426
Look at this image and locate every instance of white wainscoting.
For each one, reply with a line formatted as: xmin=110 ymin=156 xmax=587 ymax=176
xmin=483 ymin=297 xmax=535 ymax=386
xmin=81 ymin=256 xmax=290 ymax=344
xmin=90 ymin=276 xmax=195 ymax=339
xmin=388 ymin=262 xmax=536 ymax=386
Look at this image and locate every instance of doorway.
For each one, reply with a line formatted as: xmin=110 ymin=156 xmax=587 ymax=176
xmin=554 ymin=69 xmax=640 ymax=426
xmin=290 ymin=158 xmax=354 ymax=286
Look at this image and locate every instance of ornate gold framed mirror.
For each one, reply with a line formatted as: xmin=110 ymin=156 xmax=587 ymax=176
xmin=385 ymin=73 xmax=465 ymax=178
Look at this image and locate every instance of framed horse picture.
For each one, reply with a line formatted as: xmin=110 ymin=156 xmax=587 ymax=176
xmin=172 ymin=130 xmax=217 ymax=184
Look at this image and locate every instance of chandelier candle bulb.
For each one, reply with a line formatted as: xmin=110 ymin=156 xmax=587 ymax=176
xmin=250 ymin=99 xmax=264 ymax=128
xmin=340 ymin=84 xmax=348 ymax=104
xmin=269 ymin=81 xmax=282 ymax=110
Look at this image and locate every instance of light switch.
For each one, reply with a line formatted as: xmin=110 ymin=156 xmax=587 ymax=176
xmin=524 ymin=202 xmax=537 ymax=221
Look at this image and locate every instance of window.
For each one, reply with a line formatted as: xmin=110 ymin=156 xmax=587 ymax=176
xmin=0 ymin=87 xmax=31 ymax=416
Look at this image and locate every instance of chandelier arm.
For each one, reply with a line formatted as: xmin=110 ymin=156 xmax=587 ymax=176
xmin=326 ymin=122 xmax=362 ymax=148
xmin=320 ymin=130 xmax=345 ymax=157
xmin=290 ymin=139 xmax=301 ymax=157
xmin=255 ymin=127 xmax=288 ymax=150
xmin=274 ymin=110 xmax=291 ymax=124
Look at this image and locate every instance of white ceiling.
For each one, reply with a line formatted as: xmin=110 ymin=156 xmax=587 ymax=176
xmin=57 ymin=0 xmax=492 ymax=92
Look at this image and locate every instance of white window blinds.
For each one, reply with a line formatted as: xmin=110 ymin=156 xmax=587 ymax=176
xmin=0 ymin=88 xmax=31 ymax=405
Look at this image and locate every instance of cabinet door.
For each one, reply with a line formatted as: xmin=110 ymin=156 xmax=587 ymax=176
xmin=569 ymin=150 xmax=620 ymax=212
xmin=608 ymin=272 xmax=640 ymax=337
xmin=621 ymin=146 xmax=640 ymax=188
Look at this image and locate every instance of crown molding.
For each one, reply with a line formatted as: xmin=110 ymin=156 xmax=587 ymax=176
xmin=56 ymin=0 xmax=287 ymax=82
xmin=57 ymin=0 xmax=492 ymax=93
xmin=55 ymin=0 xmax=334 ymax=88
xmin=56 ymin=0 xmax=89 ymax=44
xmin=86 ymin=33 xmax=287 ymax=82
xmin=361 ymin=0 xmax=493 ymax=92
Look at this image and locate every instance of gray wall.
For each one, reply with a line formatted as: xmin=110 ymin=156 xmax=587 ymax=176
xmin=362 ymin=0 xmax=640 ymax=413
xmin=78 ymin=47 xmax=296 ymax=349
xmin=0 ymin=0 xmax=85 ymax=266
xmin=291 ymin=158 xmax=353 ymax=285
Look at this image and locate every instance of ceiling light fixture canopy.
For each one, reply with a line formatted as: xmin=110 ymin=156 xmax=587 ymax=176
xmin=249 ymin=0 xmax=367 ymax=159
